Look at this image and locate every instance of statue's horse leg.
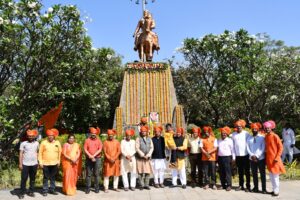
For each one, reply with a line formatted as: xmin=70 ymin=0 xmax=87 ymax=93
xmin=140 ymin=45 xmax=145 ymax=62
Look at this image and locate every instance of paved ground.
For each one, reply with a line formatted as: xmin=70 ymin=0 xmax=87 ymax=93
xmin=1 ymin=180 xmax=300 ymax=200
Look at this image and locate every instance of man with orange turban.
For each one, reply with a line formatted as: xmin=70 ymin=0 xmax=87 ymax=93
xmin=138 ymin=116 xmax=148 ymax=132
xmin=38 ymin=129 xmax=62 ymax=196
xmin=200 ymin=126 xmax=218 ymax=190
xmin=18 ymin=129 xmax=39 ymax=199
xmin=151 ymin=126 xmax=166 ymax=188
xmin=188 ymin=127 xmax=202 ymax=188
xmin=232 ymin=120 xmax=251 ymax=192
xmin=103 ymin=129 xmax=121 ymax=193
xmin=121 ymin=129 xmax=137 ymax=191
xmin=171 ymin=127 xmax=188 ymax=189
xmin=136 ymin=126 xmax=153 ymax=190
xmin=247 ymin=122 xmax=266 ymax=193
xmin=84 ymin=127 xmax=103 ymax=194
xmin=217 ymin=126 xmax=235 ymax=191
xmin=264 ymin=120 xmax=285 ymax=196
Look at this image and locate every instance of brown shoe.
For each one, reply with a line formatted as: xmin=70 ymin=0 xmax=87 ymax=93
xmin=113 ymin=188 xmax=120 ymax=192
xmin=104 ymin=189 xmax=109 ymax=193
xmin=124 ymin=188 xmax=129 ymax=191
xmin=154 ymin=184 xmax=159 ymax=188
xmin=159 ymin=184 xmax=165 ymax=188
xmin=226 ymin=187 xmax=231 ymax=191
xmin=217 ymin=186 xmax=223 ymax=190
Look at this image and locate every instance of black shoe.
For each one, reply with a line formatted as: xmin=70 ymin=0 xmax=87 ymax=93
xmin=130 ymin=187 xmax=135 ymax=191
xmin=245 ymin=188 xmax=251 ymax=192
xmin=85 ymin=188 xmax=90 ymax=194
xmin=144 ymin=186 xmax=151 ymax=190
xmin=18 ymin=194 xmax=24 ymax=199
xmin=262 ymin=190 xmax=267 ymax=194
xmin=42 ymin=191 xmax=47 ymax=196
xmin=95 ymin=189 xmax=100 ymax=193
xmin=252 ymin=188 xmax=259 ymax=193
xmin=169 ymin=185 xmax=176 ymax=188
xmin=191 ymin=183 xmax=196 ymax=188
xmin=49 ymin=190 xmax=58 ymax=195
xmin=27 ymin=192 xmax=35 ymax=197
xmin=182 ymin=185 xmax=186 ymax=189
xmin=139 ymin=186 xmax=144 ymax=190
xmin=272 ymin=193 xmax=279 ymax=197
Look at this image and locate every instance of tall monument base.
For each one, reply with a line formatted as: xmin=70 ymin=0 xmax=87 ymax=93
xmin=113 ymin=62 xmax=185 ymax=135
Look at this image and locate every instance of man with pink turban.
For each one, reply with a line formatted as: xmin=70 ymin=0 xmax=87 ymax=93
xmin=264 ymin=120 xmax=285 ymax=196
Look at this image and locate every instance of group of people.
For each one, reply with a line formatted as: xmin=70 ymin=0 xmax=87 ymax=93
xmin=18 ymin=118 xmax=293 ymax=199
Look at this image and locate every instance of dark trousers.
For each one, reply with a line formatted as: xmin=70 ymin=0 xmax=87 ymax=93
xmin=86 ymin=158 xmax=101 ymax=190
xmin=236 ymin=155 xmax=251 ymax=189
xmin=202 ymin=161 xmax=216 ymax=185
xmin=218 ymin=156 xmax=232 ymax=188
xmin=42 ymin=165 xmax=58 ymax=192
xmin=250 ymin=159 xmax=266 ymax=191
xmin=189 ymin=153 xmax=203 ymax=185
xmin=170 ymin=150 xmax=177 ymax=163
xmin=138 ymin=173 xmax=150 ymax=187
xmin=20 ymin=165 xmax=38 ymax=193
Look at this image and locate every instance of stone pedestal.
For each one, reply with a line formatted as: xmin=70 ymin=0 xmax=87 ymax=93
xmin=113 ymin=62 xmax=185 ymax=135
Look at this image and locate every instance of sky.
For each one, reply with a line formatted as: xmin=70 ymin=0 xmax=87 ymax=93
xmin=42 ymin=0 xmax=300 ymax=64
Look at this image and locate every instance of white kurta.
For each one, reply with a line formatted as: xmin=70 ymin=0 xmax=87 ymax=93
xmin=282 ymin=128 xmax=295 ymax=163
xmin=121 ymin=139 xmax=137 ymax=174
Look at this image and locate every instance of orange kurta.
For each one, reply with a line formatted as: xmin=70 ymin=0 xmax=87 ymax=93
xmin=201 ymin=136 xmax=217 ymax=161
xmin=103 ymin=139 xmax=121 ymax=177
xmin=265 ymin=132 xmax=286 ymax=174
xmin=62 ymin=143 xmax=82 ymax=196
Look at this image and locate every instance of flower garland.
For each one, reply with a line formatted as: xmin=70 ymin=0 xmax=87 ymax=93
xmin=168 ymin=69 xmax=172 ymax=123
xmin=126 ymin=62 xmax=168 ymax=72
xmin=116 ymin=107 xmax=123 ymax=136
xmin=175 ymin=105 xmax=184 ymax=128
xmin=125 ymin=72 xmax=129 ymax=124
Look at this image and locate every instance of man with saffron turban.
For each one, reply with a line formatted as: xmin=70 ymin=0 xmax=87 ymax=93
xmin=103 ymin=129 xmax=121 ymax=193
xmin=171 ymin=127 xmax=188 ymax=189
xmin=121 ymin=129 xmax=137 ymax=191
xmin=38 ymin=128 xmax=62 ymax=196
xmin=18 ymin=129 xmax=39 ymax=199
xmin=84 ymin=127 xmax=102 ymax=194
xmin=136 ymin=126 xmax=153 ymax=190
xmin=246 ymin=122 xmax=266 ymax=193
xmin=217 ymin=126 xmax=235 ymax=191
xmin=200 ymin=126 xmax=218 ymax=190
xmin=232 ymin=120 xmax=251 ymax=192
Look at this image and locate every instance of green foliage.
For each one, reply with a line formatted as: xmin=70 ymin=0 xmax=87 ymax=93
xmin=174 ymin=29 xmax=300 ymax=129
xmin=0 ymin=0 xmax=124 ymax=159
xmin=282 ymin=160 xmax=300 ymax=180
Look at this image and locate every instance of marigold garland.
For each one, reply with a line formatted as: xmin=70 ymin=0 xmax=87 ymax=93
xmin=116 ymin=107 xmax=123 ymax=136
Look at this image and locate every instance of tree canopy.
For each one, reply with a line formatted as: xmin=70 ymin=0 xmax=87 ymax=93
xmin=174 ymin=29 xmax=300 ymax=128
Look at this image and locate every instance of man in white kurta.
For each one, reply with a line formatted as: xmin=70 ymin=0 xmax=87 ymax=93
xmin=281 ymin=123 xmax=296 ymax=163
xmin=121 ymin=129 xmax=137 ymax=191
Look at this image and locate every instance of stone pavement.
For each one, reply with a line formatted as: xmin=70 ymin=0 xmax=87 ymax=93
xmin=1 ymin=180 xmax=300 ymax=200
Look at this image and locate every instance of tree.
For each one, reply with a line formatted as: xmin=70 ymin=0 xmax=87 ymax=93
xmin=0 ymin=0 xmax=124 ymax=158
xmin=174 ymin=29 xmax=300 ymax=128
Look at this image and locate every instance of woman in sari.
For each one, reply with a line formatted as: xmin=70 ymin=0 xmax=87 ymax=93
xmin=62 ymin=134 xmax=82 ymax=195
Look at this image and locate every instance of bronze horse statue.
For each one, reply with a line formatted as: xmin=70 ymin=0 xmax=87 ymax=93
xmin=133 ymin=10 xmax=160 ymax=62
